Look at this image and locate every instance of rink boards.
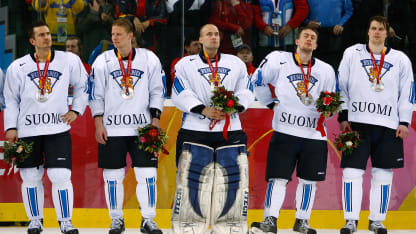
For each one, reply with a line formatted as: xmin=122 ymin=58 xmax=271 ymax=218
xmin=0 ymin=102 xmax=415 ymax=229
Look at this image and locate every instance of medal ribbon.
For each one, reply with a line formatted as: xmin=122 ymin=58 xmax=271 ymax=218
xmin=368 ymin=47 xmax=386 ymax=85
xmin=35 ymin=51 xmax=51 ymax=95
xmin=295 ymin=53 xmax=312 ymax=97
xmin=117 ymin=50 xmax=133 ymax=94
xmin=204 ymin=50 xmax=219 ymax=87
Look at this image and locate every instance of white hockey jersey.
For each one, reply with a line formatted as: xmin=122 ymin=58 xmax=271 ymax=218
xmin=0 ymin=68 xmax=4 ymax=110
xmin=253 ymin=51 xmax=336 ymax=140
xmin=338 ymin=44 xmax=415 ymax=130
xmin=89 ymin=48 xmax=166 ymax=137
xmin=172 ymin=52 xmax=255 ymax=132
xmin=4 ymin=50 xmax=89 ymax=138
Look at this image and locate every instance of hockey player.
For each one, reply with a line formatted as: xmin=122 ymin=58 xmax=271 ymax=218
xmin=337 ymin=16 xmax=414 ymax=234
xmin=0 ymin=68 xmax=4 ymax=110
xmin=250 ymin=26 xmax=336 ymax=234
xmin=3 ymin=21 xmax=89 ymax=234
xmin=171 ymin=24 xmax=254 ymax=234
xmin=88 ymin=18 xmax=166 ymax=234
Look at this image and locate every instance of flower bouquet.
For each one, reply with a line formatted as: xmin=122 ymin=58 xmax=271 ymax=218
xmin=138 ymin=124 xmax=169 ymax=158
xmin=0 ymin=140 xmax=33 ymax=175
xmin=210 ymin=85 xmax=240 ymax=140
xmin=334 ymin=130 xmax=360 ymax=155
xmin=315 ymin=91 xmax=343 ymax=136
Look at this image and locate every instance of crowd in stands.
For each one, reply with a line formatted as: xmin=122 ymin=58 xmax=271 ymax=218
xmin=4 ymin=0 xmax=416 ymax=93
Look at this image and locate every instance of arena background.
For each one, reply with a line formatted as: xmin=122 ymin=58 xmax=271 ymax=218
xmin=1 ymin=102 xmax=415 ymax=230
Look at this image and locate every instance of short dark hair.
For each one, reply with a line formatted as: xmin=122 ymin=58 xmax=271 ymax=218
xmin=368 ymin=15 xmax=390 ymax=33
xmin=112 ymin=18 xmax=134 ymax=33
xmin=66 ymin=36 xmax=82 ymax=48
xmin=296 ymin=25 xmax=319 ymax=40
xmin=184 ymin=34 xmax=199 ymax=47
xmin=28 ymin=20 xmax=49 ymax=39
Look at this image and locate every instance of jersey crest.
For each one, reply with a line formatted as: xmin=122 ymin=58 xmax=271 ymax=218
xmin=287 ymin=73 xmax=318 ymax=101
xmin=110 ymin=69 xmax=144 ymax=90
xmin=360 ymin=59 xmax=393 ymax=83
xmin=27 ymin=70 xmax=63 ymax=94
xmin=198 ymin=67 xmax=231 ymax=84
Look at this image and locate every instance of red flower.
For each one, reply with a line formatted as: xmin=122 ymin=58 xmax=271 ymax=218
xmin=323 ymin=96 xmax=333 ymax=106
xmin=226 ymin=99 xmax=234 ymax=107
xmin=152 ymin=145 xmax=156 ymax=148
xmin=149 ymin=129 xmax=159 ymax=137
xmin=324 ymin=91 xmax=329 ymax=95
xmin=337 ymin=143 xmax=344 ymax=148
xmin=330 ymin=92 xmax=335 ymax=97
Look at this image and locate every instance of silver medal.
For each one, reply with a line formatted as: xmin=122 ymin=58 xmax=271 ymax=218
xmin=371 ymin=79 xmax=384 ymax=92
xmin=300 ymin=93 xmax=313 ymax=105
xmin=121 ymin=87 xmax=134 ymax=99
xmin=36 ymin=90 xmax=49 ymax=102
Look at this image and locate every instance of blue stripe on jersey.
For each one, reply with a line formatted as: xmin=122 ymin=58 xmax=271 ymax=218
xmin=381 ymin=185 xmax=389 ymax=214
xmin=247 ymin=78 xmax=254 ymax=92
xmin=335 ymin=71 xmax=340 ymax=92
xmin=28 ymin=187 xmax=38 ymax=217
xmin=255 ymin=71 xmax=263 ymax=87
xmin=108 ymin=180 xmax=117 ymax=209
xmin=173 ymin=77 xmax=184 ymax=94
xmin=410 ymin=82 xmax=415 ymax=104
xmin=344 ymin=182 xmax=352 ymax=212
xmin=162 ymin=75 xmax=167 ymax=97
xmin=301 ymin=184 xmax=311 ymax=211
xmin=265 ymin=180 xmax=274 ymax=208
xmin=87 ymin=70 xmax=95 ymax=100
xmin=59 ymin=189 xmax=69 ymax=218
xmin=147 ymin=177 xmax=155 ymax=208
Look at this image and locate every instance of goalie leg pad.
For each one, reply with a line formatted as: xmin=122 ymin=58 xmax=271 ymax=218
xmin=211 ymin=144 xmax=249 ymax=234
xmin=171 ymin=142 xmax=214 ymax=234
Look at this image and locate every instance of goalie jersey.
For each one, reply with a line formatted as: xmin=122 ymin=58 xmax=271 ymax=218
xmin=4 ymin=50 xmax=89 ymax=138
xmin=89 ymin=48 xmax=166 ymax=137
xmin=338 ymin=44 xmax=415 ymax=130
xmin=252 ymin=51 xmax=336 ymax=140
xmin=172 ymin=52 xmax=255 ymax=132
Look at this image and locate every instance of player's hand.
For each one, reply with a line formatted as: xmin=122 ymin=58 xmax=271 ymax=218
xmin=307 ymin=20 xmax=321 ymax=29
xmin=278 ymin=24 xmax=292 ymax=38
xmin=396 ymin=125 xmax=409 ymax=139
xmin=333 ymin=25 xmax=344 ymax=36
xmin=94 ymin=117 xmax=108 ymax=144
xmin=202 ymin=107 xmax=226 ymax=120
xmin=61 ymin=111 xmax=78 ymax=125
xmin=236 ymin=27 xmax=244 ymax=37
xmin=6 ymin=129 xmax=18 ymax=143
xmin=152 ymin=118 xmax=160 ymax=128
xmin=340 ymin=121 xmax=351 ymax=132
xmin=263 ymin=25 xmax=274 ymax=37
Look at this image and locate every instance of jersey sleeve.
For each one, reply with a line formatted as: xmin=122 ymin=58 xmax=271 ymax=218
xmin=234 ymin=59 xmax=255 ymax=110
xmin=88 ymin=54 xmax=107 ymax=117
xmin=147 ymin=50 xmax=166 ymax=112
xmin=252 ymin=52 xmax=280 ymax=106
xmin=69 ymin=54 xmax=89 ymax=115
xmin=0 ymin=69 xmax=4 ymax=110
xmin=3 ymin=63 xmax=21 ymax=131
xmin=171 ymin=59 xmax=205 ymax=113
xmin=398 ymin=54 xmax=415 ymax=125
xmin=337 ymin=47 xmax=352 ymax=110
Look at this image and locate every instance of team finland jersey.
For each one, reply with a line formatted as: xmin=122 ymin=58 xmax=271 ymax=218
xmin=0 ymin=69 xmax=4 ymax=109
xmin=172 ymin=53 xmax=255 ymax=132
xmin=253 ymin=51 xmax=336 ymax=140
xmin=3 ymin=50 xmax=89 ymax=138
xmin=89 ymin=48 xmax=166 ymax=137
xmin=338 ymin=44 xmax=415 ymax=130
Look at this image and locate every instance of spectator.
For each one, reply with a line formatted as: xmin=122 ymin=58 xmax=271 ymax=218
xmin=88 ymin=40 xmax=115 ymax=64
xmin=170 ymin=35 xmax=201 ymax=84
xmin=255 ymin=0 xmax=309 ymax=65
xmin=117 ymin=0 xmax=168 ymax=52
xmin=66 ymin=36 xmax=91 ymax=73
xmin=236 ymin=44 xmax=256 ymax=76
xmin=209 ymin=0 xmax=253 ymax=54
xmin=304 ymin=0 xmax=353 ymax=69
xmin=76 ymin=0 xmax=114 ymax=63
xmin=32 ymin=0 xmax=86 ymax=50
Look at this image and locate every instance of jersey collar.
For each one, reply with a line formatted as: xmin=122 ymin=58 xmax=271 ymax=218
xmin=113 ymin=48 xmax=137 ymax=60
xmin=199 ymin=49 xmax=221 ymax=64
xmin=292 ymin=52 xmax=316 ymax=67
xmin=365 ymin=44 xmax=391 ymax=55
xmin=30 ymin=49 xmax=55 ymax=63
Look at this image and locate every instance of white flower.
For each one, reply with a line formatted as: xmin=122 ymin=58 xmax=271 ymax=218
xmin=16 ymin=145 xmax=23 ymax=153
xmin=345 ymin=141 xmax=353 ymax=147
